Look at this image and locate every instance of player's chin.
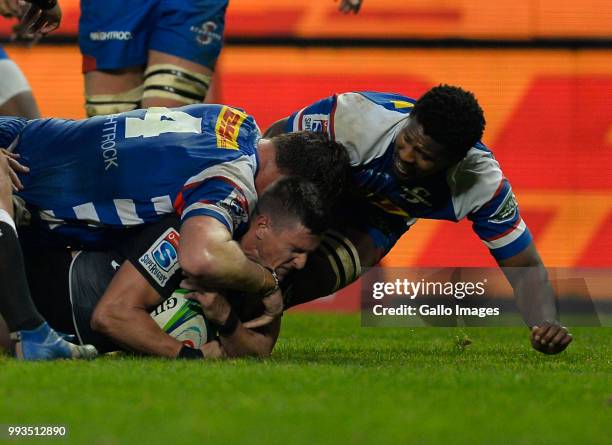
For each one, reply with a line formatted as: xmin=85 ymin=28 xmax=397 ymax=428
xmin=392 ymin=160 xmax=417 ymax=182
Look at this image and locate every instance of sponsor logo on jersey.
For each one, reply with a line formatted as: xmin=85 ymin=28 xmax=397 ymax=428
xmin=100 ymin=114 xmax=119 ymax=170
xmin=191 ymin=21 xmax=222 ymax=46
xmin=138 ymin=228 xmax=181 ymax=287
xmin=302 ymin=114 xmax=329 ymax=132
xmin=489 ymin=191 xmax=518 ymax=224
xmin=89 ymin=31 xmax=132 ymax=41
xmin=215 ymin=106 xmax=248 ymax=150
xmin=399 ymin=186 xmax=432 ymax=207
xmin=218 ymin=189 xmax=249 ymax=230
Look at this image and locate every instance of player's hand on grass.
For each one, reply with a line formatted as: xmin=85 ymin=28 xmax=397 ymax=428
xmin=243 ymin=289 xmax=283 ymax=329
xmin=12 ymin=0 xmax=62 ymax=41
xmin=186 ymin=291 xmax=231 ymax=326
xmin=336 ymin=0 xmax=363 ymax=14
xmin=1 ymin=149 xmax=29 ymax=191
xmin=530 ymin=322 xmax=573 ymax=354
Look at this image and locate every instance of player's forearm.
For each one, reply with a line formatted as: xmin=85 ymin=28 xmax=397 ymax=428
xmin=185 ymin=242 xmax=272 ymax=294
xmin=218 ymin=324 xmax=275 ymax=358
xmin=218 ymin=316 xmax=280 ymax=358
xmin=91 ymin=306 xmax=183 ymax=358
xmin=498 ymin=243 xmax=559 ymax=327
xmin=179 ymin=217 xmax=276 ymax=295
xmin=506 ymin=267 xmax=558 ymax=327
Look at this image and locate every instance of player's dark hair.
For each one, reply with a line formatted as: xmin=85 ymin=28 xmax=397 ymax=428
xmin=271 ymin=131 xmax=351 ymax=204
xmin=412 ymin=84 xmax=486 ymax=157
xmin=255 ymin=177 xmax=329 ymax=235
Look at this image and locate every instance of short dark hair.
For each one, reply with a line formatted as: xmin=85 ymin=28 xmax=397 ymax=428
xmin=412 ymin=84 xmax=486 ymax=157
xmin=271 ymin=131 xmax=351 ymax=204
xmin=255 ymin=176 xmax=329 ymax=235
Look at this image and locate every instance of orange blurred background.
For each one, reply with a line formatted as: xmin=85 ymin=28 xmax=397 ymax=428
xmin=2 ymin=0 xmax=612 ymax=39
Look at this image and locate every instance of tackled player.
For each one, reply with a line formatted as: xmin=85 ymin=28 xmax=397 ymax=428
xmin=0 ymin=104 xmax=350 ymax=359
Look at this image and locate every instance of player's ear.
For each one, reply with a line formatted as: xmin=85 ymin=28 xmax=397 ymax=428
xmin=254 ymin=213 xmax=270 ymax=240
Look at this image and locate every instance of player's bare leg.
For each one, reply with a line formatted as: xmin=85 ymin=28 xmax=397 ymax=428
xmin=84 ymin=66 xmax=144 ymax=117
xmin=284 ymin=228 xmax=383 ymax=308
xmin=0 ymin=91 xmax=40 ymax=119
xmin=140 ymin=50 xmax=213 ymax=109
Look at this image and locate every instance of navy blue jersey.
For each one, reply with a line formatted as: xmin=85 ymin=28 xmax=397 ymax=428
xmin=2 ymin=105 xmax=260 ymax=247
xmin=287 ymin=92 xmax=532 ymax=260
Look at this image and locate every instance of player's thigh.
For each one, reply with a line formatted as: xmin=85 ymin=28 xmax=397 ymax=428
xmin=284 ymin=209 xmax=406 ymax=308
xmin=141 ymin=50 xmax=214 ymax=108
xmin=143 ymin=0 xmax=228 ymax=107
xmin=0 ymin=91 xmax=40 ymax=119
xmin=79 ymin=0 xmax=153 ymax=115
xmin=284 ymin=228 xmax=380 ymax=309
xmin=0 ymin=54 xmax=39 ymax=119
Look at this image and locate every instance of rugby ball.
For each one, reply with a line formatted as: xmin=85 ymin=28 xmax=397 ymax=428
xmin=150 ymin=290 xmax=211 ymax=349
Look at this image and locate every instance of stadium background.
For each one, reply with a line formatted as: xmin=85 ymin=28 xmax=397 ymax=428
xmin=1 ymin=0 xmax=611 ymax=311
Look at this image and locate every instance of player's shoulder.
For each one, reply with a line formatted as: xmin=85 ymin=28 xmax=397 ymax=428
xmin=338 ymin=92 xmax=416 ymax=114
xmin=334 ymin=92 xmax=413 ymax=166
xmin=447 ymin=142 xmax=505 ymax=219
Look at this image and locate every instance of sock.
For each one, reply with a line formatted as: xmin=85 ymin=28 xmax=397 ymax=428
xmin=0 ymin=221 xmax=45 ymax=332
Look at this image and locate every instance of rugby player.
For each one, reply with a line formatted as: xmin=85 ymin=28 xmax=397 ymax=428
xmin=79 ymin=0 xmax=227 ymax=117
xmin=0 ymin=177 xmax=325 ymax=359
xmin=0 ymin=104 xmax=350 ymax=359
xmin=261 ymin=85 xmax=572 ymax=354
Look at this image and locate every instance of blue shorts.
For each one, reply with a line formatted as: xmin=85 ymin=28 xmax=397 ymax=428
xmin=0 ymin=46 xmax=8 ymax=60
xmin=79 ymin=0 xmax=228 ymax=72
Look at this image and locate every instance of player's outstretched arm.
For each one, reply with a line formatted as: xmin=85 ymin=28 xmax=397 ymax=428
xmin=187 ymin=291 xmax=280 ymax=358
xmin=91 ymin=261 xmax=186 ymax=358
xmin=497 ymin=242 xmax=572 ymax=354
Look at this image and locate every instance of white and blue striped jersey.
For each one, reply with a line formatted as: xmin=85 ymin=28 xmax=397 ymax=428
xmin=1 ymin=105 xmax=260 ymax=247
xmin=287 ymin=92 xmax=532 ymax=260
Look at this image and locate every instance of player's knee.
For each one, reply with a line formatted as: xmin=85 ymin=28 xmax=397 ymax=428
xmin=85 ymin=85 xmax=144 ymax=117
xmin=142 ymin=64 xmax=211 ymax=106
xmin=284 ymin=230 xmax=363 ymax=308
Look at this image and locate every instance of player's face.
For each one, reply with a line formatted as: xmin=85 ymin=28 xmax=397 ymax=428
xmin=258 ymin=221 xmax=321 ymax=280
xmin=393 ymin=117 xmax=457 ymax=182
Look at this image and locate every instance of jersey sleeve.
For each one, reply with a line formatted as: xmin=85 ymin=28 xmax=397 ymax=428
xmin=468 ymin=178 xmax=533 ymax=260
xmin=173 ymin=156 xmax=257 ymax=235
xmin=118 ymin=214 xmax=183 ymax=298
xmin=450 ymin=147 xmax=533 ymax=260
xmin=286 ymin=94 xmax=337 ymax=136
xmin=287 ymin=92 xmax=411 ymax=166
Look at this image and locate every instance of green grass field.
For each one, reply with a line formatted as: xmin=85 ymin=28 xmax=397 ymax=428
xmin=0 ymin=313 xmax=610 ymax=445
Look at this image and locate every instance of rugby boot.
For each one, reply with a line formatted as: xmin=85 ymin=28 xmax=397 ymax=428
xmin=11 ymin=322 xmax=98 ymax=360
